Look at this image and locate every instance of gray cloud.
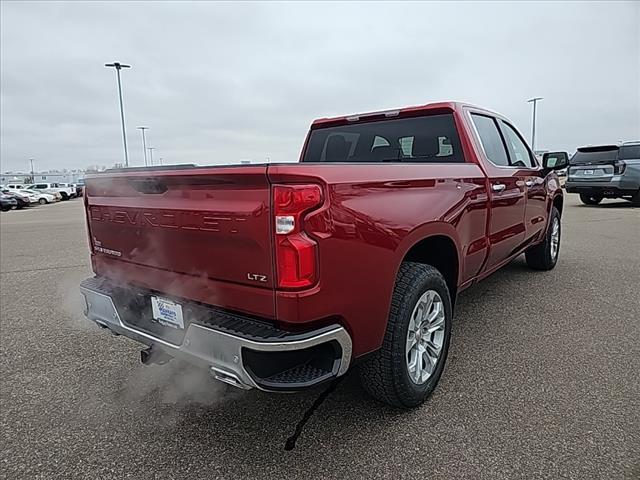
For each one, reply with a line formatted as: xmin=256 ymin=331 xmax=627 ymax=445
xmin=1 ymin=1 xmax=638 ymax=171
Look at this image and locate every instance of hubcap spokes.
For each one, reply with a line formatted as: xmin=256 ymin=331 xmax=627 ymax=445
xmin=406 ymin=290 xmax=446 ymax=385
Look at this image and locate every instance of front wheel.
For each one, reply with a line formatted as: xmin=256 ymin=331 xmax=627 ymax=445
xmin=359 ymin=262 xmax=452 ymax=408
xmin=525 ymin=207 xmax=561 ymax=270
xmin=579 ymin=193 xmax=602 ymax=205
xmin=38 ymin=198 xmax=47 ymax=205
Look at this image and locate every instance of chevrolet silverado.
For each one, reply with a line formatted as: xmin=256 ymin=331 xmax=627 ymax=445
xmin=80 ymin=102 xmax=567 ymax=408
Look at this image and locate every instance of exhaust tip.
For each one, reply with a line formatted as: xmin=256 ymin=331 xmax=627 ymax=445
xmin=140 ymin=346 xmax=172 ymax=366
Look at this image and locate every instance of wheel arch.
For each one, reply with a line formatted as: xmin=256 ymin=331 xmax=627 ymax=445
xmin=399 ymin=231 xmax=460 ymax=303
xmin=552 ymin=193 xmax=564 ymax=217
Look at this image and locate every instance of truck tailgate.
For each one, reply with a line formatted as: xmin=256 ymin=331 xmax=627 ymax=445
xmin=85 ymin=166 xmax=275 ymax=317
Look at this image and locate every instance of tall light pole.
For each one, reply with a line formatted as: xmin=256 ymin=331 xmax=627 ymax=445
xmin=147 ymin=147 xmax=155 ymax=166
xmin=527 ymin=97 xmax=543 ymax=153
xmin=137 ymin=126 xmax=149 ymax=166
xmin=105 ymin=62 xmax=131 ymax=167
xmin=29 ymin=158 xmax=34 ymax=179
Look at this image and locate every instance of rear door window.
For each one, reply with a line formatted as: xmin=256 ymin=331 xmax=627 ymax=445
xmin=498 ymin=120 xmax=536 ymax=167
xmin=470 ymin=114 xmax=510 ymax=167
xmin=304 ymin=113 xmax=465 ymax=163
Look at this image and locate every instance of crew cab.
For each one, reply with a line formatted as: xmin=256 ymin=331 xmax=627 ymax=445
xmin=80 ymin=102 xmax=566 ymax=408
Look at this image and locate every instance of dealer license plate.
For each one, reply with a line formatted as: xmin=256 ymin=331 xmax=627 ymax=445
xmin=150 ymin=296 xmax=184 ymax=330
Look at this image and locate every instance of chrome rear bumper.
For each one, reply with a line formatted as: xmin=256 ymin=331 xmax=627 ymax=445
xmin=80 ymin=279 xmax=352 ymax=391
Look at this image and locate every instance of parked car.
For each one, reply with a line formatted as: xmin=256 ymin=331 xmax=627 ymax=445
xmin=20 ymin=189 xmax=56 ymax=205
xmin=565 ymin=141 xmax=640 ymax=205
xmin=79 ymin=101 xmax=566 ymax=408
xmin=57 ymin=183 xmax=78 ymax=198
xmin=5 ymin=183 xmax=28 ymax=190
xmin=1 ymin=193 xmax=18 ymax=211
xmin=26 ymin=183 xmax=75 ymax=200
xmin=1 ymin=190 xmax=31 ymax=209
xmin=30 ymin=188 xmax=62 ymax=202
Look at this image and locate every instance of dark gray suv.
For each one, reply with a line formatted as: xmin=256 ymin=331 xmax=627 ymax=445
xmin=566 ymin=141 xmax=640 ymax=206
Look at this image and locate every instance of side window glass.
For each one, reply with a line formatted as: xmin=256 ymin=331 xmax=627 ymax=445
xmin=372 ymin=136 xmax=390 ymax=149
xmin=499 ymin=121 xmax=535 ymax=167
xmin=437 ymin=136 xmax=453 ymax=157
xmin=399 ymin=137 xmax=413 ymax=157
xmin=470 ymin=114 xmax=510 ymax=167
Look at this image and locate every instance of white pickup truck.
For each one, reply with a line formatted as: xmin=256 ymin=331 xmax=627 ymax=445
xmin=27 ymin=182 xmax=76 ymax=200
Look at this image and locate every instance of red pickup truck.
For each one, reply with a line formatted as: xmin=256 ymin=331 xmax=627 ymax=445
xmin=80 ymin=102 xmax=567 ymax=408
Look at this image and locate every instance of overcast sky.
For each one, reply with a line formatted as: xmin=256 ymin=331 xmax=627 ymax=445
xmin=1 ymin=1 xmax=638 ymax=172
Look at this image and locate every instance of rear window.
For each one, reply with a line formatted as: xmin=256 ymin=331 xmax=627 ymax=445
xmin=302 ymin=114 xmax=465 ymax=163
xmin=618 ymin=144 xmax=640 ymax=160
xmin=570 ymin=146 xmax=618 ymax=165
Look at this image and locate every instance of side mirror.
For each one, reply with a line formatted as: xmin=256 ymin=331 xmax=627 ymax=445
xmin=542 ymin=151 xmax=569 ymax=170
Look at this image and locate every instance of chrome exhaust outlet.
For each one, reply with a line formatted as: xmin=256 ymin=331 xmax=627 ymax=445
xmin=209 ymin=366 xmax=252 ymax=390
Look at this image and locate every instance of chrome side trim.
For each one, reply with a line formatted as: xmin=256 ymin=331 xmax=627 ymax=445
xmin=80 ymin=285 xmax=353 ymax=391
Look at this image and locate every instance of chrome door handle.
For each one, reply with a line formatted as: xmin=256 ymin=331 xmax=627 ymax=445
xmin=525 ymin=180 xmax=534 ymax=187
xmin=491 ymin=183 xmax=506 ymax=192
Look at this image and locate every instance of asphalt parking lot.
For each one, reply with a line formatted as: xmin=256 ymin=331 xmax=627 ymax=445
xmin=1 ymin=196 xmax=638 ymax=479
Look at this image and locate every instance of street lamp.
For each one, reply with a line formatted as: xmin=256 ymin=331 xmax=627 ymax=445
xmin=147 ymin=147 xmax=155 ymax=166
xmin=29 ymin=158 xmax=34 ymax=179
xmin=527 ymin=97 xmax=543 ymax=153
xmin=137 ymin=126 xmax=149 ymax=166
xmin=105 ymin=62 xmax=131 ymax=167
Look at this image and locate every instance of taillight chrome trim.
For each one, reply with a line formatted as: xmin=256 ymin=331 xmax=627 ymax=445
xmin=272 ymin=184 xmax=324 ymax=290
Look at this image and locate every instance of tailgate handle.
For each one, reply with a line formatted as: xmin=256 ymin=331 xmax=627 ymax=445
xmin=130 ymin=178 xmax=168 ymax=194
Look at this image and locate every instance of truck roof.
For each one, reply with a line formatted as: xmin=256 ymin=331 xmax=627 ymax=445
xmin=310 ymin=101 xmax=494 ymax=129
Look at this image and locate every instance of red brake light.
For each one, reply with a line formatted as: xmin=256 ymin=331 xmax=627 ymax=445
xmin=273 ymin=184 xmax=322 ymax=289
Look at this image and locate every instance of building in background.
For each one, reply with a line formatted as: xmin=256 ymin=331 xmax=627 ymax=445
xmin=1 ymin=172 xmax=86 ymax=185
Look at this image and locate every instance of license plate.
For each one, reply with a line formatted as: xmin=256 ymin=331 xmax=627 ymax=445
xmin=150 ymin=296 xmax=184 ymax=330
xmin=583 ymin=169 xmax=594 ymax=175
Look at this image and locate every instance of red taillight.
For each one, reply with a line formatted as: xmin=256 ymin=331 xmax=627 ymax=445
xmin=273 ymin=184 xmax=322 ymax=289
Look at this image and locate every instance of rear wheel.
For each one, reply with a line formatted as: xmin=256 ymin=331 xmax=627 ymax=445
xmin=525 ymin=207 xmax=561 ymax=271
xmin=631 ymin=190 xmax=640 ymax=207
xmin=60 ymin=192 xmax=68 ymax=200
xmin=359 ymin=262 xmax=452 ymax=408
xmin=38 ymin=198 xmax=47 ymax=205
xmin=579 ymin=193 xmax=602 ymax=205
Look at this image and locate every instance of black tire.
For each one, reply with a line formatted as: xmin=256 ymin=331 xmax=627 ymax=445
xmin=631 ymin=190 xmax=640 ymax=207
xmin=38 ymin=198 xmax=47 ymax=205
xmin=359 ymin=262 xmax=453 ymax=409
xmin=579 ymin=193 xmax=602 ymax=205
xmin=525 ymin=207 xmax=561 ymax=271
xmin=60 ymin=192 xmax=68 ymax=200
